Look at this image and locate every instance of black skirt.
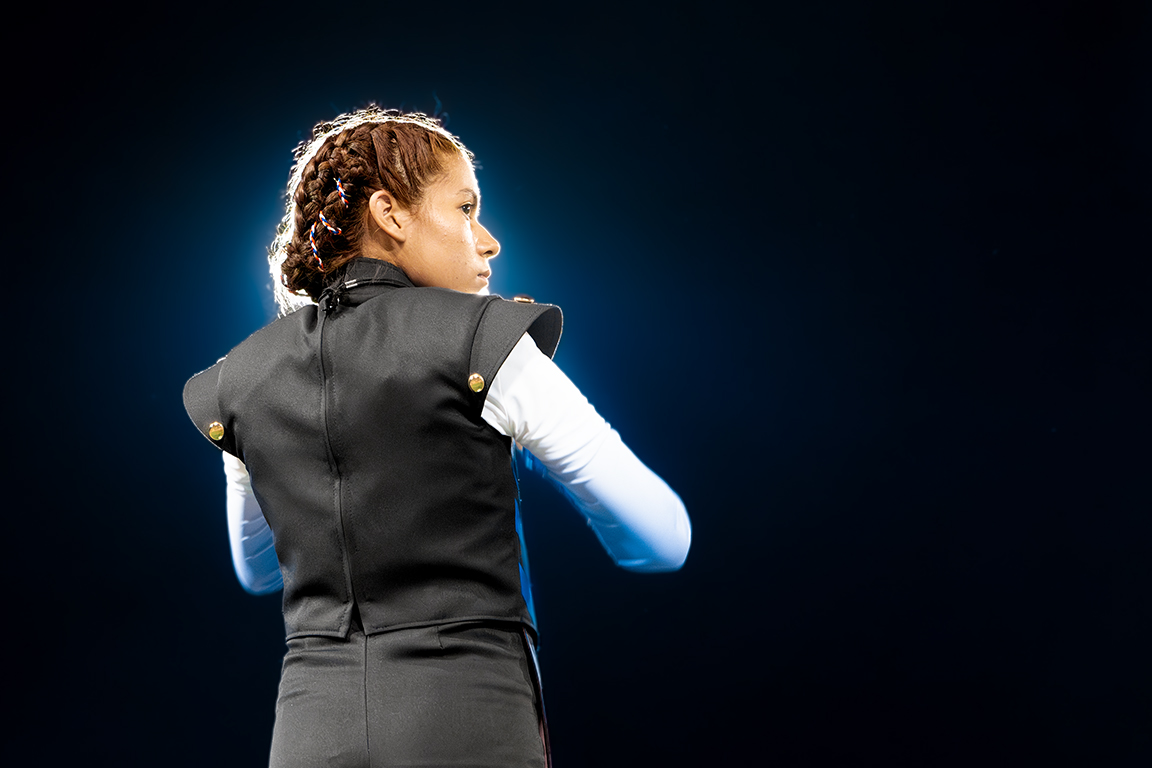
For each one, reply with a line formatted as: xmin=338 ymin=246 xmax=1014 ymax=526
xmin=269 ymin=618 xmax=549 ymax=768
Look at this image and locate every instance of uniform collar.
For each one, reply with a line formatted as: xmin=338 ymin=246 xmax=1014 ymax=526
xmin=341 ymin=257 xmax=414 ymax=288
xmin=319 ymin=257 xmax=414 ymax=311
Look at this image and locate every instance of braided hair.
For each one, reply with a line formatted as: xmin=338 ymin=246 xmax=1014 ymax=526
xmin=269 ymin=106 xmax=472 ymax=315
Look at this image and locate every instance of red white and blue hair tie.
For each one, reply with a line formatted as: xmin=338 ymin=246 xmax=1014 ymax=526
xmin=319 ymin=211 xmax=342 ymax=235
xmin=335 ymin=178 xmax=349 ymax=207
xmin=309 ymin=223 xmax=325 ymax=270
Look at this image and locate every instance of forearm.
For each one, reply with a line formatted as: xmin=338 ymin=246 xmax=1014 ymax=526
xmin=223 ymin=452 xmax=283 ymax=595
xmin=486 ymin=334 xmax=691 ymax=571
xmin=533 ymin=431 xmax=691 ymax=572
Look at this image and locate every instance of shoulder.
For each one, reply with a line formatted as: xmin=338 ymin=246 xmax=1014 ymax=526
xmin=182 ymin=307 xmax=318 ymax=451
xmin=353 ymin=287 xmax=561 ymax=357
xmin=468 ymin=295 xmax=563 ymax=405
xmin=474 ymin=295 xmax=563 ymax=360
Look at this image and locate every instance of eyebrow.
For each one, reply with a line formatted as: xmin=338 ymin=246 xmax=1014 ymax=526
xmin=458 ymin=188 xmax=480 ymax=208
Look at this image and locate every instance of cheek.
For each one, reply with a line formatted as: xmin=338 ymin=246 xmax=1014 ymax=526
xmin=460 ymin=218 xmax=477 ymax=244
xmin=437 ymin=215 xmax=472 ymax=246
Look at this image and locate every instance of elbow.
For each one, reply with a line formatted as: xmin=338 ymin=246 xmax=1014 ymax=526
xmin=619 ymin=555 xmax=687 ymax=574
xmin=616 ymin=511 xmax=692 ymax=574
xmin=232 ymin=547 xmax=284 ymax=595
xmin=239 ymin=581 xmax=270 ymax=596
xmin=617 ymin=552 xmax=688 ymax=573
xmin=667 ymin=532 xmax=692 ymax=571
xmin=237 ymin=569 xmax=284 ymax=596
xmin=622 ymin=543 xmax=690 ymax=573
xmin=657 ymin=502 xmax=692 ymax=571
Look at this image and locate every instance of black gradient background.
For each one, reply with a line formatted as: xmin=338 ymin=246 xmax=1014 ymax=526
xmin=13 ymin=2 xmax=1149 ymax=765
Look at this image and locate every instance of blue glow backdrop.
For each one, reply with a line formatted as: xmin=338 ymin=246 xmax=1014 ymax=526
xmin=13 ymin=2 xmax=1149 ymax=765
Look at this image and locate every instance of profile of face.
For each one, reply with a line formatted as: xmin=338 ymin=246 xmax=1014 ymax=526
xmin=368 ymin=151 xmax=500 ymax=294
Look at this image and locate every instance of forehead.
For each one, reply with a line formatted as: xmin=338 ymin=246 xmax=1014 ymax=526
xmin=435 ymin=150 xmax=478 ymax=194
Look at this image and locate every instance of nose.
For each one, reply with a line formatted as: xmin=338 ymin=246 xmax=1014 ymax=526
xmin=476 ymin=222 xmax=500 ymax=259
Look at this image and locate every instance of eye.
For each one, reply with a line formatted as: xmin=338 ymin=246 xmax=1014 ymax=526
xmin=461 ymin=203 xmax=474 ymax=217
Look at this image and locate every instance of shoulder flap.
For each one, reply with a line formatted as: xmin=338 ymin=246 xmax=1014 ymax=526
xmin=468 ymin=298 xmax=563 ymax=403
xmin=182 ymin=359 xmax=238 ymax=456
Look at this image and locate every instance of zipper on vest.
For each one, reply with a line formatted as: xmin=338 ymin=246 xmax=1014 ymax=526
xmin=317 ymin=307 xmax=358 ymax=629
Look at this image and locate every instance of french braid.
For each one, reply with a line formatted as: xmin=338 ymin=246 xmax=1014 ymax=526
xmin=270 ymin=107 xmax=472 ymax=314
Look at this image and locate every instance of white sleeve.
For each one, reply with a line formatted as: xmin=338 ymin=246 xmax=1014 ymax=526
xmin=223 ymin=452 xmax=284 ymax=595
xmin=483 ymin=334 xmax=691 ymax=572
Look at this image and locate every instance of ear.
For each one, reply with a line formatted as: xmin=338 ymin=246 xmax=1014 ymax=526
xmin=368 ymin=189 xmax=409 ymax=243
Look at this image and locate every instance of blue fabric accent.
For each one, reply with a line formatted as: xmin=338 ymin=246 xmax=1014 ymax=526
xmin=515 ymin=496 xmax=537 ymax=626
xmin=512 ymin=445 xmax=537 ymax=627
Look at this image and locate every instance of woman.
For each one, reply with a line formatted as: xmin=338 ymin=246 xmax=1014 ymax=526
xmin=184 ymin=106 xmax=690 ymax=767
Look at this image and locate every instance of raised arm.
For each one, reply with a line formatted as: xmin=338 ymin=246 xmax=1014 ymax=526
xmin=483 ymin=334 xmax=691 ymax=572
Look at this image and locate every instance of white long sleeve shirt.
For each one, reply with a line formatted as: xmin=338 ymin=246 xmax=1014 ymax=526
xmin=224 ymin=333 xmax=691 ymax=595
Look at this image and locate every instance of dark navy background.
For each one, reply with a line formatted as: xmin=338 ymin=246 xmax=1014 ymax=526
xmin=17 ymin=2 xmax=1148 ymax=765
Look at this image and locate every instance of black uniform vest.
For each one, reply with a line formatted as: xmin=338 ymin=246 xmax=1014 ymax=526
xmin=183 ymin=258 xmax=562 ymax=639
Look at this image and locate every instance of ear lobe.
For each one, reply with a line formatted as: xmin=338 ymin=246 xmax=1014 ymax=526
xmin=369 ymin=189 xmax=407 ymax=243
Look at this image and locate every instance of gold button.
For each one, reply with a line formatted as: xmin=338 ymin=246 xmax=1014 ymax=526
xmin=208 ymin=421 xmax=225 ymax=441
xmin=513 ymin=294 xmax=535 ymax=304
xmin=467 ymin=373 xmax=485 ymax=393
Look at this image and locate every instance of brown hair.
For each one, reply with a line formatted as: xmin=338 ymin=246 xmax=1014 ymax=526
xmin=270 ymin=106 xmax=472 ymax=313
